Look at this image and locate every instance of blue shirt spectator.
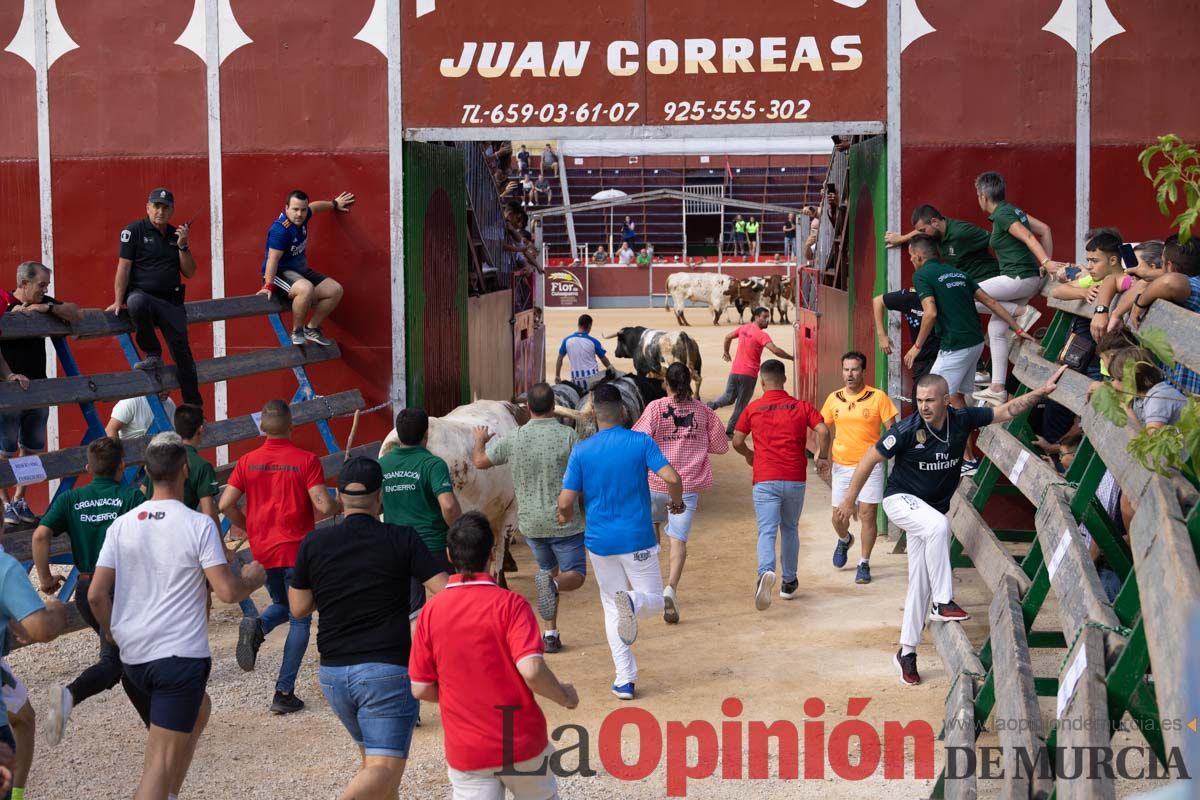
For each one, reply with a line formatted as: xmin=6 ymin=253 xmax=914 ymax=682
xmin=563 ymin=427 xmax=668 ymax=556
xmin=261 ymin=206 xmax=313 ymax=275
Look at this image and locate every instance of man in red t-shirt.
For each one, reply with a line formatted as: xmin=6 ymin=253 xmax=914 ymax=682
xmin=219 ymin=399 xmax=339 ymax=714
xmin=708 ymin=306 xmax=794 ymax=437
xmin=733 ymin=360 xmax=830 ymax=611
xmin=410 ymin=512 xmax=578 ymax=798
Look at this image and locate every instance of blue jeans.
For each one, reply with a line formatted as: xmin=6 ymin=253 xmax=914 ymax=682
xmin=319 ymin=663 xmax=420 ymax=758
xmin=261 ymin=567 xmax=311 ymax=694
xmin=752 ymin=481 xmax=806 ymax=582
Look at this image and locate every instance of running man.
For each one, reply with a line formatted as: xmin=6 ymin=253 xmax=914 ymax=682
xmin=555 ymin=314 xmax=613 ymax=388
xmin=834 ymin=367 xmax=1066 ymax=685
xmin=473 ymin=383 xmax=585 ymax=653
xmin=257 ymin=189 xmax=354 ymax=346
xmin=32 ymin=437 xmax=147 ymax=745
xmin=732 ymin=360 xmax=830 ymax=611
xmin=221 ymin=400 xmax=339 ymax=714
xmin=90 ymin=432 xmax=264 ymax=800
xmin=556 ymin=383 xmax=684 ymax=701
xmin=818 ymin=352 xmax=898 ymax=585
xmin=633 ymin=363 xmax=728 ymax=623
xmin=709 ymin=306 xmax=794 ymax=437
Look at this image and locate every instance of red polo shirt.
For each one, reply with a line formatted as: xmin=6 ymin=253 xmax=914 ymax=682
xmin=731 ymin=323 xmax=773 ymax=377
xmin=227 ymin=437 xmax=325 ymax=568
xmin=735 ymin=389 xmax=823 ymax=483
xmin=408 ymin=573 xmax=548 ymax=772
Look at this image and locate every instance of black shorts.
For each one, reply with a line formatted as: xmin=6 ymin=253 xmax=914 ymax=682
xmin=123 ymin=656 xmax=212 ymax=733
xmin=270 ymin=266 xmax=328 ymax=301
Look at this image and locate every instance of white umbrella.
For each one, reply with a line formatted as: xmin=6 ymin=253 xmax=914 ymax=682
xmin=591 ymin=190 xmax=628 ymax=254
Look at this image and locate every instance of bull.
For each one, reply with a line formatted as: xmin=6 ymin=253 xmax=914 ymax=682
xmin=604 ymin=326 xmax=703 ymax=399
xmin=762 ymin=274 xmax=796 ymax=324
xmin=553 ymin=374 xmax=667 ymax=438
xmin=379 ymin=400 xmax=530 ymax=586
xmin=665 ymin=272 xmax=733 ymax=325
xmin=725 ymin=276 xmax=767 ymax=323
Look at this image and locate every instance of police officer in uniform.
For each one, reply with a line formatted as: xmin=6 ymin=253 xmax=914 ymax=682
xmin=107 ymin=188 xmax=202 ymax=407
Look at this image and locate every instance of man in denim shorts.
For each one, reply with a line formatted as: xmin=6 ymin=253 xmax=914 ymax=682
xmin=290 ymin=457 xmax=448 ymax=799
xmin=473 ymin=382 xmax=586 ymax=653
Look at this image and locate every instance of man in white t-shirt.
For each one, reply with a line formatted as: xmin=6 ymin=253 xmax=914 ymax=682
xmin=617 ymin=242 xmax=635 ymax=266
xmin=555 ymin=314 xmax=613 ymax=387
xmin=106 ymin=392 xmax=177 ymax=440
xmin=88 ymin=432 xmax=265 ymax=800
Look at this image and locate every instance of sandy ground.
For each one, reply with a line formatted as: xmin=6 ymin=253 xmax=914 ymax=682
xmin=12 ymin=307 xmax=964 ymax=798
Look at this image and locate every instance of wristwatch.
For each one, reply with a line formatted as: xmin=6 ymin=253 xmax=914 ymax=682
xmin=1094 ymin=304 xmax=1109 ymax=314
xmin=178 ymin=244 xmax=190 ymax=253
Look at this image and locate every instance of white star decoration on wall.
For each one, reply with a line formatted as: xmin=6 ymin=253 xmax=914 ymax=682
xmin=354 ymin=0 xmax=388 ymax=57
xmin=174 ymin=0 xmax=253 ymax=65
xmin=3 ymin=0 xmax=78 ymax=69
xmin=1042 ymin=0 xmax=1126 ymax=52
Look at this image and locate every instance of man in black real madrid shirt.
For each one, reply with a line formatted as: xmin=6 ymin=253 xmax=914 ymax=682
xmin=106 ymin=188 xmax=202 ymax=407
xmin=834 ymin=365 xmax=1065 ymax=686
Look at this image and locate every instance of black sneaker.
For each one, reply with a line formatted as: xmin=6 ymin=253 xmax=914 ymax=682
xmin=960 ymin=459 xmax=980 ymax=476
xmin=133 ymin=355 xmax=162 ymax=371
xmin=779 ymin=579 xmax=799 ymax=600
xmin=236 ymin=617 xmax=265 ymax=672
xmin=534 ymin=570 xmax=559 ymax=621
xmin=303 ymin=326 xmax=334 ymax=346
xmin=270 ymin=691 xmax=305 ymax=715
xmin=894 ymin=649 xmax=920 ymax=686
xmin=929 ymin=601 xmax=970 ymax=622
xmin=543 ymin=633 xmax=563 ymax=654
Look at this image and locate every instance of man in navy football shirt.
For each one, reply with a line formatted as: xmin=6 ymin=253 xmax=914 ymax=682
xmin=258 ymin=189 xmax=354 ymax=346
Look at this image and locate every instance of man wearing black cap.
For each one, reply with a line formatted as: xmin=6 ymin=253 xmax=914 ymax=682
xmin=289 ymin=457 xmax=449 ymax=799
xmin=107 ymin=188 xmax=203 ymax=407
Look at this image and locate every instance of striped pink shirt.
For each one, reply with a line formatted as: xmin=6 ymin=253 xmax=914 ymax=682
xmin=633 ymin=398 xmax=729 ymax=493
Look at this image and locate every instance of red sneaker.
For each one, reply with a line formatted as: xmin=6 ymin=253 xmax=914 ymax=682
xmin=894 ymin=648 xmax=921 ymax=686
xmin=930 ymin=601 xmax=971 ymax=622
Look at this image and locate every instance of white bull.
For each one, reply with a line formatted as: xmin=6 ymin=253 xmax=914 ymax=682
xmin=380 ymin=400 xmax=529 ymax=585
xmin=665 ymin=272 xmax=734 ymax=326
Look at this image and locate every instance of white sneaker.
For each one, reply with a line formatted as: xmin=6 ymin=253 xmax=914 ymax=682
xmin=615 ymin=591 xmax=638 ymax=645
xmin=46 ymin=682 xmax=73 ymax=745
xmin=663 ymin=586 xmax=679 ymax=624
xmin=972 ymin=387 xmax=1007 ymax=406
xmin=755 ymin=571 xmax=775 ymax=611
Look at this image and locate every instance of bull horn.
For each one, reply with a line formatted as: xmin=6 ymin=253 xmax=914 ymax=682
xmin=602 ymin=332 xmax=619 ymax=339
xmin=553 ymin=405 xmax=590 ymax=422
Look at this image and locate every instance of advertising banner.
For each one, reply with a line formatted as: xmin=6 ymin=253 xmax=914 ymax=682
xmin=544 ymin=266 xmax=589 ymax=307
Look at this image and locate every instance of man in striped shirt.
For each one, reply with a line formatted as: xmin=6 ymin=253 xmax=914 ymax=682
xmin=554 ymin=314 xmax=613 ymax=387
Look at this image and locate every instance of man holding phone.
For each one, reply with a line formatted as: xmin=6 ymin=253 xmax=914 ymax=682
xmin=108 ymin=188 xmax=204 ymax=407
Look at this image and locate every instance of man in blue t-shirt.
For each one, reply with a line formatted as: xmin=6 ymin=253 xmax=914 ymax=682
xmin=557 ymin=384 xmax=683 ymax=701
xmin=257 ymin=189 xmax=356 ymax=347
xmin=833 ymin=366 xmax=1064 ymax=687
xmin=554 ymin=314 xmax=613 ymax=387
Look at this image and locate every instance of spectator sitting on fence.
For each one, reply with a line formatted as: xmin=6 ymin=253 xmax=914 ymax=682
xmin=542 ymin=143 xmax=559 ymax=177
xmin=257 ymin=189 xmax=352 ymax=347
xmin=105 ymin=392 xmax=177 ymax=441
xmin=636 ymin=247 xmax=651 ymax=268
xmin=593 ymin=246 xmax=610 ymax=265
xmin=1125 ymin=234 xmax=1200 ymax=395
xmin=1090 ymin=240 xmax=1163 ymax=341
xmin=109 ymin=188 xmax=204 ymax=408
xmin=1 ymin=261 xmax=83 ymax=526
xmin=617 ymin=242 xmax=636 ymax=266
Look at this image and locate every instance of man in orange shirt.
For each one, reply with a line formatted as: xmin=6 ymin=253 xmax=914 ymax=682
xmin=818 ymin=352 xmax=898 ymax=585
xmin=219 ymin=400 xmax=339 ymax=714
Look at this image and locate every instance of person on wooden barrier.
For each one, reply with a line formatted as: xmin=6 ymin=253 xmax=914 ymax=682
xmin=1088 ymin=239 xmax=1163 ymax=342
xmin=872 ymin=286 xmax=940 ymax=387
xmin=555 ymin=314 xmax=613 ymax=388
xmin=557 ymin=382 xmax=684 ymax=701
xmin=89 ymin=432 xmax=265 ymax=800
xmin=886 ymin=204 xmax=1002 ymax=284
xmin=288 ymin=457 xmax=448 ymax=800
xmin=818 ymin=351 xmax=899 ymax=586
xmin=106 ymin=391 xmax=177 ymax=441
xmin=31 ymin=436 xmax=147 ymax=746
xmin=834 ymin=366 xmax=1067 ymax=687
xmin=410 ymin=512 xmax=578 ymax=800
xmin=220 ymin=400 xmax=339 ymax=715
xmin=970 ymin=171 xmax=1055 ymax=406
xmin=904 ymin=234 xmax=1035 ymax=475
xmin=257 ymin=188 xmax=354 ymax=347
xmin=1126 ymin=234 xmax=1200 ymax=395
xmin=632 ymin=364 xmax=728 ymax=624
xmin=732 ymin=360 xmax=830 ymax=612
xmin=0 ymin=526 xmax=66 ymax=800
xmin=473 ymin=382 xmax=589 ymax=651
xmin=108 ymin=188 xmax=204 ymax=408
xmin=0 ymin=261 xmax=83 ymax=527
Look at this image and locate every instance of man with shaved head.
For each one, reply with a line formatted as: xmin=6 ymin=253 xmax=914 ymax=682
xmin=834 ymin=366 xmax=1066 ymax=686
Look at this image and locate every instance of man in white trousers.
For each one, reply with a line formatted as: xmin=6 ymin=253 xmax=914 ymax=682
xmin=834 ymin=366 xmax=1065 ymax=686
xmin=557 ymin=383 xmax=684 ymax=702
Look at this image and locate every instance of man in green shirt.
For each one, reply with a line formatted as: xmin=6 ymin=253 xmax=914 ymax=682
xmin=471 ymin=382 xmax=586 ymax=653
xmin=905 ymin=235 xmax=1034 ymax=472
xmin=732 ymin=215 xmax=747 ymax=257
xmin=636 ymin=247 xmax=651 ymax=268
xmin=32 ymin=436 xmax=147 ymax=744
xmin=379 ymin=407 xmax=462 ymax=619
xmin=141 ymin=404 xmax=219 ymax=525
xmin=886 ymin=204 xmax=1000 ymax=282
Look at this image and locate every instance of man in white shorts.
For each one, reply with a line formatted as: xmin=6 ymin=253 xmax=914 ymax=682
xmin=834 ymin=367 xmax=1064 ymax=686
xmin=817 ymin=352 xmax=898 ymax=585
xmin=0 ymin=659 xmax=34 ymax=800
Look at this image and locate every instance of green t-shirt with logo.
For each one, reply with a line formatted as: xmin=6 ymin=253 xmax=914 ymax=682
xmin=380 ymin=445 xmax=455 ymax=553
xmin=941 ymin=217 xmax=1000 ymax=282
xmin=912 ymin=259 xmax=985 ymax=352
xmin=39 ymin=477 xmax=146 ymax=572
xmin=988 ymin=201 xmax=1041 ymax=279
xmin=142 ymin=445 xmax=219 ymax=511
